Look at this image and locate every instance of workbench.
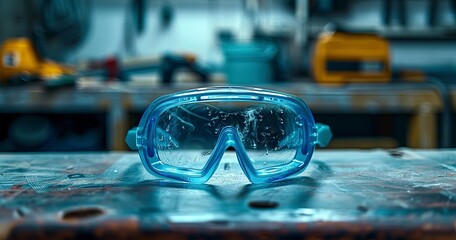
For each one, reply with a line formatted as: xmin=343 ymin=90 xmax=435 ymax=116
xmin=0 ymin=150 xmax=455 ymax=239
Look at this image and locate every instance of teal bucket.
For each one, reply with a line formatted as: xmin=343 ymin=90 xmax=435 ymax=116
xmin=222 ymin=41 xmax=278 ymax=84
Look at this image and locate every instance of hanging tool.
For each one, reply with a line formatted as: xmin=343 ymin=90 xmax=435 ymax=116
xmin=133 ymin=0 xmax=146 ymax=34
xmin=161 ymin=53 xmax=208 ymax=84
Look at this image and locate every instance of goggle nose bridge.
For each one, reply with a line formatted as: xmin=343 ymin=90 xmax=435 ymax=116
xmin=206 ymin=126 xmax=257 ymax=181
xmin=217 ymin=126 xmax=240 ymax=148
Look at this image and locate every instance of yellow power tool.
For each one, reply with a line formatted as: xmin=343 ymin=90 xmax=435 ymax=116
xmin=312 ymin=29 xmax=391 ymax=84
xmin=0 ymin=38 xmax=74 ymax=85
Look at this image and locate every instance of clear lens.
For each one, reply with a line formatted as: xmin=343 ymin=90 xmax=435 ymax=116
xmin=155 ymin=101 xmax=302 ymax=170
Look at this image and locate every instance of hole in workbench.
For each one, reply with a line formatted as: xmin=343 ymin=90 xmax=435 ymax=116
xmin=67 ymin=173 xmax=85 ymax=179
xmin=223 ymin=163 xmax=231 ymax=170
xmin=13 ymin=207 xmax=30 ymax=218
xmin=248 ymin=200 xmax=279 ymax=209
xmin=207 ymin=219 xmax=231 ymax=226
xmin=60 ymin=207 xmax=105 ymax=221
xmin=357 ymin=205 xmax=369 ymax=212
xmin=388 ymin=150 xmax=404 ymax=158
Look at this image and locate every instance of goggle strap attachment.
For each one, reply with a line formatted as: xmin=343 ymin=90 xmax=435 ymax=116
xmin=126 ymin=127 xmax=138 ymax=150
xmin=316 ymin=123 xmax=332 ymax=147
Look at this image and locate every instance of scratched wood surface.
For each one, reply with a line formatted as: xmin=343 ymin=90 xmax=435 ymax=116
xmin=0 ymin=150 xmax=455 ymax=239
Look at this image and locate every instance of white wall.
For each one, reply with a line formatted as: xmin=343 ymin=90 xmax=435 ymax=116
xmin=70 ymin=0 xmax=246 ymax=64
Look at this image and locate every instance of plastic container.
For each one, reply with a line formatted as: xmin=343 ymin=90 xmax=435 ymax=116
xmin=222 ymin=41 xmax=278 ymax=84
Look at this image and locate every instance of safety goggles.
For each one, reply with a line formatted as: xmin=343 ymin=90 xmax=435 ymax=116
xmin=126 ymin=86 xmax=331 ymax=184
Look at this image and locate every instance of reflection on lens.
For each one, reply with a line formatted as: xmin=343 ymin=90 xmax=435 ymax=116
xmin=155 ymin=102 xmax=302 ymax=170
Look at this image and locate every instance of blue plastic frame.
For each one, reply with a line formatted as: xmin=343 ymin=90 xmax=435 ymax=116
xmin=127 ymin=86 xmax=331 ymax=184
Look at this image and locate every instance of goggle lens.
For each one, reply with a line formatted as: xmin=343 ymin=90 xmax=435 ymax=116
xmin=155 ymin=101 xmax=303 ymax=170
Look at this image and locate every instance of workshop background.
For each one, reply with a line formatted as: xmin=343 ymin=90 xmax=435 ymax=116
xmin=0 ymin=0 xmax=455 ymax=152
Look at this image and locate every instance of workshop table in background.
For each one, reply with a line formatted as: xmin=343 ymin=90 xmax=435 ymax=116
xmin=0 ymin=150 xmax=455 ymax=239
xmin=0 ymin=83 xmax=450 ymax=150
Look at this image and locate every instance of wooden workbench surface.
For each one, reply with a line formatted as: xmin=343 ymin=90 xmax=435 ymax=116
xmin=0 ymin=150 xmax=455 ymax=239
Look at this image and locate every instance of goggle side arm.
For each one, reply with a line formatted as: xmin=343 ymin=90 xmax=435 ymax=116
xmin=126 ymin=127 xmax=138 ymax=150
xmin=316 ymin=123 xmax=332 ymax=147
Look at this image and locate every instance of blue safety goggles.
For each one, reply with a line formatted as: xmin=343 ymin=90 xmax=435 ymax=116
xmin=126 ymin=86 xmax=331 ymax=184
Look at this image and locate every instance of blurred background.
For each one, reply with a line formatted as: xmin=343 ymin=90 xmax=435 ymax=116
xmin=0 ymin=0 xmax=455 ymax=152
